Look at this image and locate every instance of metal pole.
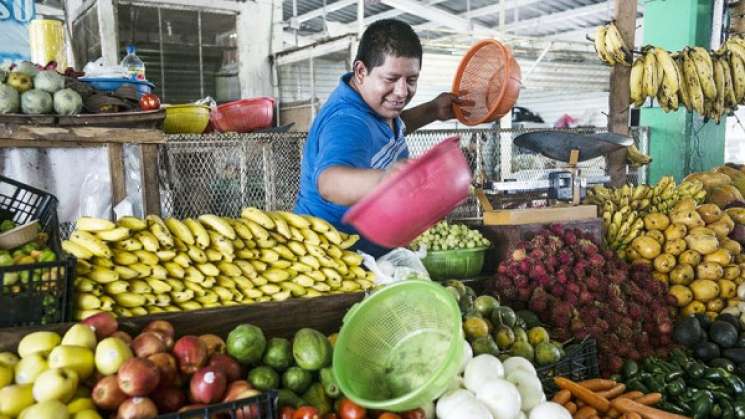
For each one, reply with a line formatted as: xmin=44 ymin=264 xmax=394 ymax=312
xmin=711 ymin=0 xmax=725 ymax=49
xmin=357 ymin=0 xmax=364 ymax=36
xmin=198 ymin=10 xmax=204 ymax=98
xmin=293 ymin=0 xmax=299 ymax=45
xmin=158 ymin=7 xmax=166 ymax=100
xmin=310 ymin=55 xmax=316 ymax=120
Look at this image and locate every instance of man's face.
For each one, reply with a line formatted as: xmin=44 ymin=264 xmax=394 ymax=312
xmin=353 ymin=54 xmax=420 ymax=121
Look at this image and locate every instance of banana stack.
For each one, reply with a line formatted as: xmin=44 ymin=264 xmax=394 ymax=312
xmin=62 ymin=210 xmax=374 ymax=320
xmin=584 ymin=177 xmax=707 ymax=254
xmin=593 ymin=21 xmax=632 ymax=66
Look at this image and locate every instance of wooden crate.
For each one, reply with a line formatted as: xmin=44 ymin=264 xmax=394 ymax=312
xmin=0 ymin=292 xmax=364 ymax=352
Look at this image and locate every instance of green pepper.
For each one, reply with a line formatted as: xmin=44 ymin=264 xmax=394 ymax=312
xmin=610 ymin=374 xmax=623 ymax=382
xmin=666 ymin=370 xmax=685 ymax=382
xmin=626 ymin=378 xmax=649 ymax=393
xmin=642 ymin=357 xmax=659 ymax=372
xmin=694 ymin=391 xmax=714 ymax=419
xmin=302 ymin=383 xmax=331 ymax=415
xmin=623 ymin=359 xmax=640 ymax=379
xmin=319 ymin=368 xmax=340 ymax=399
xmin=671 ymin=348 xmax=690 ymax=367
xmin=726 ymin=375 xmax=745 ymax=396
xmin=657 ymin=401 xmax=689 ymax=415
xmin=722 ymin=399 xmax=736 ymax=419
xmin=277 ymin=389 xmax=306 ymax=408
xmin=692 ymin=379 xmax=723 ymax=392
xmin=713 ymin=404 xmax=724 ymax=418
xmin=666 ymin=378 xmax=687 ymax=397
xmin=735 ymin=400 xmax=745 ymax=419
xmin=645 ymin=375 xmax=667 ymax=393
xmin=705 ymin=368 xmax=729 ymax=382
xmin=690 ymin=363 xmax=707 ymax=379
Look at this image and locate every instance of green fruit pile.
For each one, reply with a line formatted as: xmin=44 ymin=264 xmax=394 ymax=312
xmin=410 ymin=221 xmax=490 ymax=252
xmin=446 ymin=280 xmax=565 ymax=367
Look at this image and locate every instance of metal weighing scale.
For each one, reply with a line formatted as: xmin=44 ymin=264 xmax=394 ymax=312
xmin=477 ymin=131 xmax=633 ymax=222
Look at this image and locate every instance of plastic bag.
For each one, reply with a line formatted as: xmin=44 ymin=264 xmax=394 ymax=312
xmin=83 ymin=57 xmax=128 ymax=78
xmin=361 ymin=248 xmax=430 ymax=286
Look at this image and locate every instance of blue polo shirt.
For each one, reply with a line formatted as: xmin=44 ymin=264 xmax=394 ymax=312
xmin=294 ymin=73 xmax=409 ymax=256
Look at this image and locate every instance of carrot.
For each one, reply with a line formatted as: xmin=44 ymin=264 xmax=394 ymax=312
xmin=577 ymin=400 xmax=587 ymax=408
xmin=627 ymin=413 xmax=642 ymax=419
xmin=565 ymin=401 xmax=578 ymax=414
xmin=634 ymin=393 xmax=663 ymax=406
xmin=598 ymin=384 xmax=626 ymax=399
xmin=588 ymin=416 xmax=600 ymax=419
xmin=553 ymin=389 xmax=572 ymax=404
xmin=616 ymin=391 xmax=644 ymax=401
xmin=611 ymin=397 xmax=691 ymax=419
xmin=555 ymin=377 xmax=611 ymax=413
xmin=575 ymin=406 xmax=598 ymax=419
xmin=607 ymin=408 xmax=622 ymax=418
xmin=579 ymin=378 xmax=618 ymax=392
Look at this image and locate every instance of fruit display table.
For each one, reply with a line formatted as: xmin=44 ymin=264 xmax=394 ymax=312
xmin=0 ymin=291 xmax=364 ymax=352
xmin=0 ymin=123 xmax=165 ymax=215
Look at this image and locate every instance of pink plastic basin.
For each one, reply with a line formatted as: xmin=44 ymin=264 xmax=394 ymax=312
xmin=211 ymin=97 xmax=274 ymax=133
xmin=343 ymin=136 xmax=472 ymax=248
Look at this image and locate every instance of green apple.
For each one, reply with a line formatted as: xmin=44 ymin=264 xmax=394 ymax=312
xmin=61 ymin=324 xmax=97 ymax=350
xmin=48 ymin=346 xmax=94 ymax=379
xmin=66 ymin=397 xmax=94 ymax=414
xmin=72 ymin=409 xmax=100 ymax=419
xmin=32 ymin=368 xmax=79 ymax=403
xmin=0 ymin=363 xmax=12 ymax=387
xmin=0 ymin=383 xmax=34 ymax=416
xmin=14 ymin=353 xmax=48 ymax=384
xmin=18 ymin=331 xmax=61 ymax=358
xmin=0 ymin=352 xmax=19 ymax=367
xmin=18 ymin=400 xmax=69 ymax=419
xmin=94 ymin=337 xmax=132 ymax=375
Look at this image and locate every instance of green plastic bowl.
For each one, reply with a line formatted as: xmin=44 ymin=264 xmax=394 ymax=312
xmin=333 ymin=280 xmax=464 ymax=412
xmin=421 ymin=247 xmax=487 ymax=281
xmin=163 ymin=104 xmax=210 ymax=134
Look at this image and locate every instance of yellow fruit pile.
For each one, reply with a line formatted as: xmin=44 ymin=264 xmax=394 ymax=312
xmin=625 ymin=198 xmax=745 ymax=318
xmin=584 ymin=176 xmax=706 ymax=253
xmin=63 ymin=209 xmax=373 ymax=319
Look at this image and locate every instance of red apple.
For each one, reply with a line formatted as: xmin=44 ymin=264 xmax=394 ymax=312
xmin=223 ymin=380 xmax=255 ymax=402
xmin=112 ymin=330 xmax=133 ymax=345
xmin=151 ymin=385 xmax=186 ymax=413
xmin=117 ymin=397 xmax=158 ymax=419
xmin=118 ymin=358 xmax=160 ymax=396
xmin=143 ymin=320 xmax=175 ymax=340
xmin=92 ymin=374 xmax=128 ymax=410
xmin=147 ymin=352 xmax=179 ymax=388
xmin=82 ymin=312 xmax=118 ymax=340
xmin=190 ymin=367 xmax=227 ymax=404
xmin=173 ymin=335 xmax=208 ymax=375
xmin=207 ymin=353 xmax=241 ymax=382
xmin=132 ymin=332 xmax=166 ymax=358
xmin=199 ymin=334 xmax=226 ymax=356
xmin=150 ymin=329 xmax=174 ymax=351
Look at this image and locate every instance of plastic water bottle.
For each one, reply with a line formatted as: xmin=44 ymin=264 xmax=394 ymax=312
xmin=120 ymin=45 xmax=145 ymax=81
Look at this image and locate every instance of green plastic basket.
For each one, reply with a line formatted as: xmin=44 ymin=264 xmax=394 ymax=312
xmin=421 ymin=247 xmax=487 ymax=281
xmin=333 ymin=280 xmax=464 ymax=412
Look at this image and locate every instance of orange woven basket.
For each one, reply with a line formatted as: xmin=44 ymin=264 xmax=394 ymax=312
xmin=451 ymin=39 xmax=522 ymax=126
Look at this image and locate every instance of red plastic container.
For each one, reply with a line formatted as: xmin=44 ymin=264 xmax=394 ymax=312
xmin=343 ymin=137 xmax=472 ymax=248
xmin=211 ymin=97 xmax=274 ymax=133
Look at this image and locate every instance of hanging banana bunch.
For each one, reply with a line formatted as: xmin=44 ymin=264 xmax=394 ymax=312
xmin=593 ymin=21 xmax=632 ymax=66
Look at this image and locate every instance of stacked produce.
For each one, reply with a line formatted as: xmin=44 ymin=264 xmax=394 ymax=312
xmin=618 ymin=347 xmax=745 ymax=418
xmin=450 ymin=281 xmax=567 ymax=368
xmin=409 ymin=221 xmax=491 ymax=251
xmin=437 ymin=353 xmax=572 ymax=419
xmin=63 ymin=210 xmax=373 ymax=319
xmin=487 ymin=225 xmax=676 ymax=375
xmin=673 ymin=313 xmax=745 ymax=374
xmin=0 ymin=62 xmax=82 ymax=115
xmin=584 ymin=176 xmax=706 ymax=253
xmin=684 ymin=165 xmax=745 ymax=210
xmin=551 ymin=377 xmax=668 ymax=419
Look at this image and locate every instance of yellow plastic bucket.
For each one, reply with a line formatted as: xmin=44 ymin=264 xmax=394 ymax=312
xmin=29 ymin=18 xmax=66 ymax=68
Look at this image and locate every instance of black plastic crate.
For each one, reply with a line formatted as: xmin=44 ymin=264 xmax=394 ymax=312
xmin=157 ymin=391 xmax=278 ymax=419
xmin=536 ymin=338 xmax=599 ymax=396
xmin=0 ymin=176 xmax=74 ymax=327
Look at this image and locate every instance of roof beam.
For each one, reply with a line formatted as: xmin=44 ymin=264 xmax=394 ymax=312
xmin=288 ymin=0 xmax=356 ymax=28
xmin=502 ymin=2 xmax=612 ymax=33
xmin=380 ymin=0 xmax=498 ymax=35
xmin=463 ymin=0 xmax=543 ymax=19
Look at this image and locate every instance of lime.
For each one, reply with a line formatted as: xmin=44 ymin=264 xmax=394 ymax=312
xmin=535 ymin=342 xmax=562 ymax=366
xmin=495 ymin=325 xmax=516 ymax=350
xmin=463 ymin=317 xmax=490 ymax=340
xmin=474 ymin=295 xmax=500 ymax=317
xmin=528 ymin=327 xmax=550 ymax=346
xmin=511 ymin=341 xmax=535 ymax=362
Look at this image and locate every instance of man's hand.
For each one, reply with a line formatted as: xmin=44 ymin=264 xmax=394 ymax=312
xmin=429 ymin=92 xmax=472 ymax=121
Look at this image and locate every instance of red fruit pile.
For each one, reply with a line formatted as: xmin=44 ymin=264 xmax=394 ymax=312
xmin=486 ymin=224 xmax=677 ymax=375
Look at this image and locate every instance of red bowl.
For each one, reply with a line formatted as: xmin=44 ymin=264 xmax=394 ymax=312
xmin=342 ymin=137 xmax=472 ymax=248
xmin=211 ymin=97 xmax=274 ymax=133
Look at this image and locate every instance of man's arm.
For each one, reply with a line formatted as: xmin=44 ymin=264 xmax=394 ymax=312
xmin=401 ymin=92 xmax=469 ymax=134
xmin=318 ymin=161 xmax=408 ymax=207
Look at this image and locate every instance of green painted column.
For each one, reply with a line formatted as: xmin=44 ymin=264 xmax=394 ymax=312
xmin=640 ymin=0 xmax=725 ymax=184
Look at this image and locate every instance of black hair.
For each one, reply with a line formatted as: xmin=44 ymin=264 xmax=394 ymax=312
xmin=354 ymin=19 xmax=422 ymax=71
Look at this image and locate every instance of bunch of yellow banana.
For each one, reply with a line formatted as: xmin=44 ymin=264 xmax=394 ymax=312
xmin=625 ymin=144 xmax=652 ymax=167
xmin=593 ymin=21 xmax=632 ymax=66
xmin=585 ymin=177 xmax=707 ymax=254
xmin=64 ymin=210 xmax=374 ymax=320
xmin=629 ymin=47 xmax=681 ymax=111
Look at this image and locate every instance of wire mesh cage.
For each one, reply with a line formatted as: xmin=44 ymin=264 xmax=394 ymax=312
xmin=158 ymin=128 xmax=649 ymax=220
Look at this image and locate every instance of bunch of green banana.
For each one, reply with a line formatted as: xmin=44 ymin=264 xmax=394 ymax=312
xmin=64 ymin=210 xmax=374 ymax=320
xmin=585 ymin=177 xmax=707 ymax=255
xmin=593 ymin=21 xmax=632 ymax=66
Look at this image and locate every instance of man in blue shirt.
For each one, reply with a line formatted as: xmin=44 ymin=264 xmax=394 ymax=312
xmin=294 ymin=19 xmax=464 ymax=256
